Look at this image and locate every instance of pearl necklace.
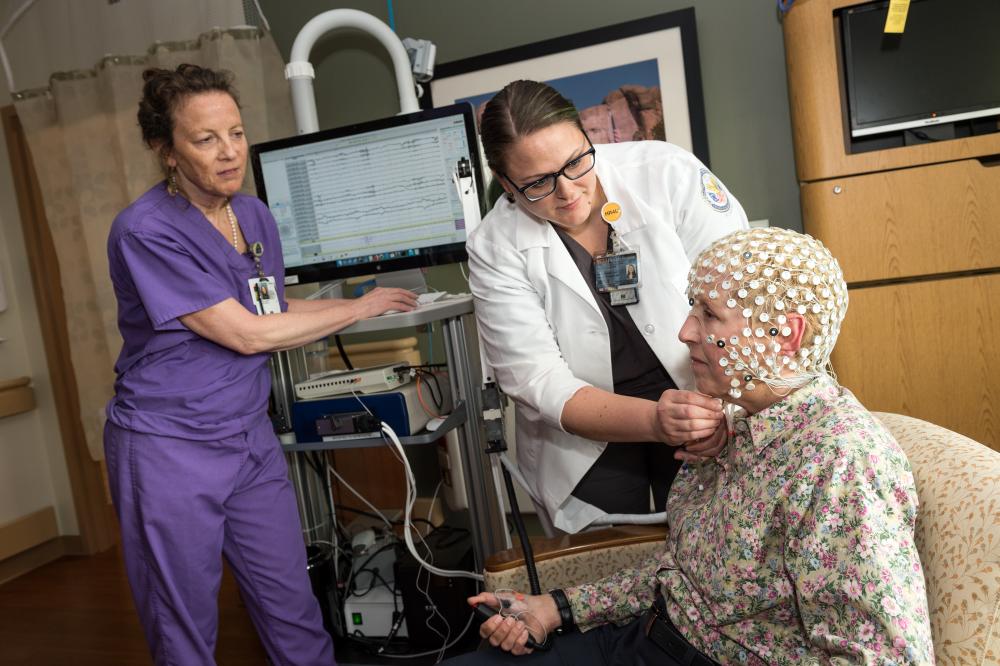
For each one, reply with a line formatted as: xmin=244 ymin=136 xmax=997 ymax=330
xmin=224 ymin=201 xmax=239 ymax=250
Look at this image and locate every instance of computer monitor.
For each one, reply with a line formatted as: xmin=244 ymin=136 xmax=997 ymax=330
xmin=249 ymin=103 xmax=484 ymax=286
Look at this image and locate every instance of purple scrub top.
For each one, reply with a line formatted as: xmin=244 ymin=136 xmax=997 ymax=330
xmin=106 ymin=181 xmax=288 ymax=440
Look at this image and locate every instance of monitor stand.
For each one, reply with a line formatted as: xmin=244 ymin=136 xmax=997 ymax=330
xmin=375 ymin=268 xmax=428 ymax=294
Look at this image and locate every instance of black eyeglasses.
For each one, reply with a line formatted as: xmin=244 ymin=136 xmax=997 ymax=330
xmin=502 ymin=139 xmax=597 ymax=202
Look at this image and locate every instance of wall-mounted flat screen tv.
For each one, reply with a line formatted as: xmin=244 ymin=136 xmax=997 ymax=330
xmin=841 ymin=0 xmax=1000 ymax=138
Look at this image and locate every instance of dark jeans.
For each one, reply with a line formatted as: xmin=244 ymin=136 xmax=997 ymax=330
xmin=441 ymin=616 xmax=685 ymax=666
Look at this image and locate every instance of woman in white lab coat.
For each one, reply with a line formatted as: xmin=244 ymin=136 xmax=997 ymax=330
xmin=468 ymin=80 xmax=748 ymax=533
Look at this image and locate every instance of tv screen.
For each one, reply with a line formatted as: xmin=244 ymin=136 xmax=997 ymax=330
xmin=841 ymin=0 xmax=1000 ymax=138
xmin=250 ymin=103 xmax=483 ymax=285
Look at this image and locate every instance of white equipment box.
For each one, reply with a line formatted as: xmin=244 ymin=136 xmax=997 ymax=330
xmin=343 ymin=585 xmax=408 ymax=638
xmin=295 ymin=362 xmax=410 ymax=400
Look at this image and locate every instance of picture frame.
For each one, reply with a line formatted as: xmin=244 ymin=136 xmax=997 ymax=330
xmin=426 ymin=8 xmax=710 ymax=166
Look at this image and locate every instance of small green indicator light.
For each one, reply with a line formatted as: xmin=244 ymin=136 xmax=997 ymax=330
xmin=352 ymin=612 xmax=363 ymax=626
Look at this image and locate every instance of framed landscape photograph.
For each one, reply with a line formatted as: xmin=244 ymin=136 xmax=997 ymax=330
xmin=427 ymin=8 xmax=710 ymax=165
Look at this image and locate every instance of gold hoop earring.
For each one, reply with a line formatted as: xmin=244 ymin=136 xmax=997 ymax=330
xmin=167 ymin=169 xmax=179 ymax=197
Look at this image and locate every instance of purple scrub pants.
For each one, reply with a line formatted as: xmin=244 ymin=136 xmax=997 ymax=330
xmin=104 ymin=418 xmax=335 ymax=665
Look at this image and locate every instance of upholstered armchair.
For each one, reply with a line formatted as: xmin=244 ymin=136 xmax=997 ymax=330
xmin=484 ymin=413 xmax=1000 ymax=665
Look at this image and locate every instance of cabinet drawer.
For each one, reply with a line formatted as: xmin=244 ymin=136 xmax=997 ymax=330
xmin=832 ymin=273 xmax=999 ymax=450
xmin=802 ymin=159 xmax=1000 ymax=283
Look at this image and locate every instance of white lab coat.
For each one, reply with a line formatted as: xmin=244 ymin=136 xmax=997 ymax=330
xmin=468 ymin=141 xmax=748 ymax=533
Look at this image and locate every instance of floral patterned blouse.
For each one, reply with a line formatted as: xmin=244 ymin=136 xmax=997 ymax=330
xmin=565 ymin=376 xmax=935 ymax=664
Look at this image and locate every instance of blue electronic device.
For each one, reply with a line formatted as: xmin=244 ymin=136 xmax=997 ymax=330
xmin=291 ymin=384 xmax=426 ymax=443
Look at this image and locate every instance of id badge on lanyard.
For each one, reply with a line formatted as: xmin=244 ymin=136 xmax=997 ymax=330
xmin=246 ymin=241 xmax=281 ymax=315
xmin=592 ymin=202 xmax=639 ymax=306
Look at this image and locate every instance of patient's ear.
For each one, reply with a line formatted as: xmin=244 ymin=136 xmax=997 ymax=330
xmin=780 ymin=313 xmax=807 ymax=353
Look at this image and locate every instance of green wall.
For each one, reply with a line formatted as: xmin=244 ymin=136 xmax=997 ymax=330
xmin=260 ymin=0 xmax=801 ymax=231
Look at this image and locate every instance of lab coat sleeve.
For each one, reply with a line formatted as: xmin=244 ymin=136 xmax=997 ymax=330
xmin=468 ymin=233 xmax=589 ymax=431
xmin=665 ymin=151 xmax=749 ymax=264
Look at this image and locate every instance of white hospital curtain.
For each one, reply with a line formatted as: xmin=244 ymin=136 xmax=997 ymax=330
xmin=11 ymin=28 xmax=294 ymax=461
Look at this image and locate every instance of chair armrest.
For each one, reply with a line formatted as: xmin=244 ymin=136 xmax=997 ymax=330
xmin=484 ymin=526 xmax=667 ymax=593
xmin=873 ymin=412 xmax=1000 ymax=666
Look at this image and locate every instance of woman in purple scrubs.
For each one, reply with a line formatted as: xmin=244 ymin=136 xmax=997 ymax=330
xmin=104 ymin=64 xmax=414 ymax=666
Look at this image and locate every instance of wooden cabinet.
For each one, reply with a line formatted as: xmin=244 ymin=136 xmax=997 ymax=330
xmin=834 ymin=274 xmax=999 ymax=447
xmin=801 ymin=159 xmax=1000 ymax=283
xmin=783 ymin=0 xmax=1000 ymax=450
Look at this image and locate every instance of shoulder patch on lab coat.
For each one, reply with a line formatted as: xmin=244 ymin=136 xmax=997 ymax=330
xmin=699 ymin=168 xmax=731 ymax=213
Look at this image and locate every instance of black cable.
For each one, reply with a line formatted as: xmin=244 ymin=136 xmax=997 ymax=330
xmin=350 ymin=568 xmax=398 ymax=603
xmin=334 ymin=334 xmax=353 ymax=370
xmin=907 ymin=129 xmax=941 ymax=142
xmin=426 ymin=372 xmax=444 ymax=409
xmin=352 ymin=542 xmax=396 ymax=576
xmin=415 ymin=369 xmax=443 ymax=409
xmin=502 ymin=464 xmax=542 ymax=595
xmin=346 ymin=633 xmax=412 ymax=656
xmin=336 ymin=504 xmax=440 ymax=531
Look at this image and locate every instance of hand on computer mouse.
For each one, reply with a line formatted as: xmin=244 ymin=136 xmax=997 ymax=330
xmin=354 ymin=288 xmax=418 ymax=319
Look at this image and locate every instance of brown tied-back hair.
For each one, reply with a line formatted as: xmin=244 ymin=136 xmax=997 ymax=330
xmin=479 ymin=80 xmax=583 ymax=175
xmin=137 ymin=63 xmax=241 ymax=167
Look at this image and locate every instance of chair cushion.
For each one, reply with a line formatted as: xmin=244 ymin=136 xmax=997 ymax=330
xmin=874 ymin=412 xmax=1000 ymax=666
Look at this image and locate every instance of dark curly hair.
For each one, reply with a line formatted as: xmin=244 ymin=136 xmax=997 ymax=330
xmin=137 ymin=64 xmax=241 ymax=165
xmin=479 ymin=80 xmax=583 ymax=175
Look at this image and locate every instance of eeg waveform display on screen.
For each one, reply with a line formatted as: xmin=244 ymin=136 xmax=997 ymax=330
xmin=251 ymin=103 xmax=482 ymax=284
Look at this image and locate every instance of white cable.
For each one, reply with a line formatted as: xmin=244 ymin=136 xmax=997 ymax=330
xmin=0 ymin=38 xmax=14 ymax=94
xmin=0 ymin=0 xmax=38 ymax=93
xmin=324 ymin=462 xmax=341 ymax=579
xmin=309 ymin=539 xmax=352 ymax=560
xmin=378 ymin=431 xmax=455 ymax=658
xmin=415 ymin=536 xmax=449 ymax=647
xmin=327 ymin=463 xmax=394 ymax=530
xmin=350 ymin=388 xmax=376 ymax=417
xmin=1 ymin=0 xmax=36 ymax=38
xmin=381 ymin=422 xmax=483 ymax=581
xmin=379 ymin=612 xmax=475 ymax=660
xmin=301 ymin=518 xmax=331 ymax=536
xmin=250 ymin=0 xmax=271 ymax=32
xmin=427 ymin=480 xmax=442 ymax=523
xmin=413 ymin=528 xmax=453 ymax=660
xmin=459 ymin=261 xmax=469 ymax=283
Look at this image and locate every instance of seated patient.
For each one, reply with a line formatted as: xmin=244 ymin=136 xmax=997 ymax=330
xmin=446 ymin=227 xmax=934 ymax=665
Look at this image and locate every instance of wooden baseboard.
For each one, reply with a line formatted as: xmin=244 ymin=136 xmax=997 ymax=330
xmin=0 ymin=377 xmax=35 ymax=418
xmin=0 ymin=506 xmax=59 ymax=561
xmin=0 ymin=535 xmax=84 ymax=585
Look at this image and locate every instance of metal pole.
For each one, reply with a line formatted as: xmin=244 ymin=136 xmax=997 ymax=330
xmin=442 ymin=314 xmax=504 ymax=571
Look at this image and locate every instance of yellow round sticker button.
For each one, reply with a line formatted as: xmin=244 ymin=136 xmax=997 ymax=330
xmin=601 ymin=201 xmax=622 ymax=222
